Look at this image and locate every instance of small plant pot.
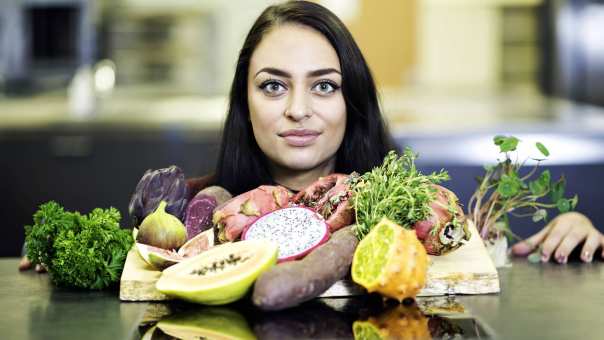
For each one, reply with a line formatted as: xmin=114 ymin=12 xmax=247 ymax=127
xmin=485 ymin=236 xmax=511 ymax=268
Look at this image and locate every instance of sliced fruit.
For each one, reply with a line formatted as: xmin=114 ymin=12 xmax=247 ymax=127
xmin=352 ymin=217 xmax=428 ymax=301
xmin=213 ymin=185 xmax=290 ymax=242
xmin=156 ymin=307 xmax=255 ymax=340
xmin=242 ymin=207 xmax=330 ymax=262
xmin=136 ymin=243 xmax=182 ymax=270
xmin=177 ymin=228 xmax=215 ymax=258
xmin=156 ymin=239 xmax=278 ymax=305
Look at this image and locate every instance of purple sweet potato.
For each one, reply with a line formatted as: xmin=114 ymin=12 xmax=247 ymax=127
xmin=184 ymin=186 xmax=232 ymax=239
xmin=252 ymin=225 xmax=359 ymax=311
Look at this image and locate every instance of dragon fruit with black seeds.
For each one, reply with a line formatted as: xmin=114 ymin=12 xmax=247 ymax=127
xmin=242 ymin=207 xmax=330 ymax=262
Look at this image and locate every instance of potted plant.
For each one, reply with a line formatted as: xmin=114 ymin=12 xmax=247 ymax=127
xmin=467 ymin=136 xmax=578 ymax=267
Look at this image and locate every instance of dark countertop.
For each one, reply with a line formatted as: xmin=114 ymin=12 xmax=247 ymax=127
xmin=1 ymin=257 xmax=603 ymax=340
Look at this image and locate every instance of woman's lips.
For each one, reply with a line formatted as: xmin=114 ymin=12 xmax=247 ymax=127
xmin=278 ymin=129 xmax=321 ymax=147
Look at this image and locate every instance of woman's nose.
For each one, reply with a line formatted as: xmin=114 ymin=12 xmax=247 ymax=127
xmin=284 ymin=89 xmax=311 ymax=121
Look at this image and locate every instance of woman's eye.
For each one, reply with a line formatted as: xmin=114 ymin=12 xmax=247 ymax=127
xmin=260 ymin=81 xmax=286 ymax=96
xmin=312 ymin=81 xmax=339 ymax=95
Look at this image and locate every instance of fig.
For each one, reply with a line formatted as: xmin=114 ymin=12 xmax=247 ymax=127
xmin=177 ymin=229 xmax=215 ymax=258
xmin=136 ymin=229 xmax=215 ymax=270
xmin=136 ymin=243 xmax=182 ymax=270
xmin=137 ymin=201 xmax=187 ymax=250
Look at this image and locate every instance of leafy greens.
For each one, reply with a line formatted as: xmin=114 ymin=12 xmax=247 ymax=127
xmin=25 ymin=201 xmax=133 ymax=290
xmin=351 ymin=149 xmax=450 ymax=239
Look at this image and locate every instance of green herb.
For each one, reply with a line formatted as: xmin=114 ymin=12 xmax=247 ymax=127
xmin=351 ymin=149 xmax=450 ymax=239
xmin=468 ymin=136 xmax=578 ymax=241
xmin=24 ymin=201 xmax=133 ymax=290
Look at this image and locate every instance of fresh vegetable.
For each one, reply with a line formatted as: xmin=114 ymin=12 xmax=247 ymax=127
xmin=352 ymin=149 xmax=448 ymax=240
xmin=351 ymin=149 xmax=468 ymax=255
xmin=412 ymin=184 xmax=470 ymax=255
xmin=156 ymin=240 xmax=278 ymax=305
xmin=213 ymin=185 xmax=290 ymax=242
xmin=242 ymin=207 xmax=329 ymax=262
xmin=184 ymin=186 xmax=232 ymax=239
xmin=128 ymin=165 xmax=189 ymax=227
xmin=351 ymin=218 xmax=428 ymax=301
xmin=252 ymin=225 xmax=359 ymax=311
xmin=137 ymin=201 xmax=187 ymax=250
xmin=469 ymin=135 xmax=578 ymax=244
xmin=292 ymin=173 xmax=355 ymax=232
xmin=156 ymin=307 xmax=255 ymax=340
xmin=24 ymin=201 xmax=133 ymax=289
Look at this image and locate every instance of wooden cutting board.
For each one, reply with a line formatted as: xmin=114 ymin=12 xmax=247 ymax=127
xmin=119 ymin=221 xmax=499 ymax=301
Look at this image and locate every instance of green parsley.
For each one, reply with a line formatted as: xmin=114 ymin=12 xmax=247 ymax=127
xmin=24 ymin=201 xmax=133 ymax=290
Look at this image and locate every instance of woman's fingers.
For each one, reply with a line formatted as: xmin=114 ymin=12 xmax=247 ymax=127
xmin=554 ymin=226 xmax=589 ymax=263
xmin=511 ymin=224 xmax=551 ymax=256
xmin=540 ymin=221 xmax=571 ymax=262
xmin=580 ymin=231 xmax=602 ymax=262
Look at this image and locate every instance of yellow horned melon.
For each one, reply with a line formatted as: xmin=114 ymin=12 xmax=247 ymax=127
xmin=352 ymin=217 xmax=428 ymax=301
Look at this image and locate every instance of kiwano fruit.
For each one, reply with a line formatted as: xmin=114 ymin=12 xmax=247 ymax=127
xmin=352 ymin=217 xmax=428 ymax=301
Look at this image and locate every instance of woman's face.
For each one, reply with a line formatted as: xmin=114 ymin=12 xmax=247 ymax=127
xmin=247 ymin=23 xmax=346 ymax=176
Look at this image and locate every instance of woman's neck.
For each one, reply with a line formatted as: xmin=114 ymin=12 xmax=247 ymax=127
xmin=270 ymin=158 xmax=336 ymax=191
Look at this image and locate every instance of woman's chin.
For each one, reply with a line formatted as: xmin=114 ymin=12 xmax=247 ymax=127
xmin=275 ymin=153 xmax=330 ymax=172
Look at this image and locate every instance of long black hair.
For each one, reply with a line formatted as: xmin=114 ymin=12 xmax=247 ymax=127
xmin=215 ymin=0 xmax=396 ymax=195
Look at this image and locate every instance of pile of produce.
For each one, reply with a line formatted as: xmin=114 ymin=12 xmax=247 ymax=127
xmin=119 ymin=149 xmax=471 ymax=309
xmin=24 ymin=201 xmax=133 ymax=289
xmin=127 ymin=166 xmax=233 ymax=270
xmin=23 ymin=146 xmax=470 ymax=304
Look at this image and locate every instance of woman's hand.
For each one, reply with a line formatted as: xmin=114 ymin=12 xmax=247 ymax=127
xmin=511 ymin=212 xmax=604 ymax=263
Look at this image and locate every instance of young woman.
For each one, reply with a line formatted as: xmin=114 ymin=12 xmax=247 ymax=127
xmin=211 ymin=1 xmax=602 ymax=263
xmin=19 ymin=1 xmax=602 ymax=271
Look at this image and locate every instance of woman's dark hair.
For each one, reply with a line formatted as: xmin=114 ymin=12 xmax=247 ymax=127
xmin=215 ymin=0 xmax=396 ymax=195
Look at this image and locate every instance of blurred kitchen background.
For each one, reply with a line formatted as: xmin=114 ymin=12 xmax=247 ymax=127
xmin=1 ymin=0 xmax=604 ymax=256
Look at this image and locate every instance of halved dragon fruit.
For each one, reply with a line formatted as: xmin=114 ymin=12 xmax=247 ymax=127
xmin=241 ymin=207 xmax=330 ymax=262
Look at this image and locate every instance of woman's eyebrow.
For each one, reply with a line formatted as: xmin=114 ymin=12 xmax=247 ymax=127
xmin=254 ymin=67 xmax=341 ymax=78
xmin=307 ymin=68 xmax=341 ymax=77
xmin=255 ymin=67 xmax=291 ymax=78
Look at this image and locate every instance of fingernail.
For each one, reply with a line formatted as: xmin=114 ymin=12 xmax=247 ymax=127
xmin=541 ymin=253 xmax=550 ymax=262
xmin=555 ymin=254 xmax=567 ymax=264
xmin=583 ymin=251 xmax=593 ymax=263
